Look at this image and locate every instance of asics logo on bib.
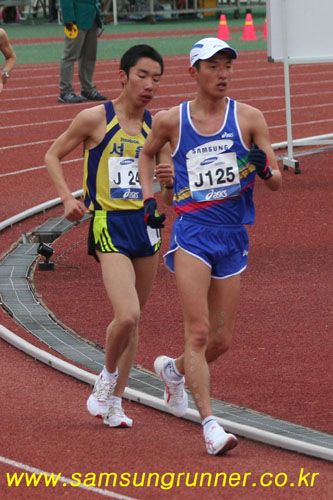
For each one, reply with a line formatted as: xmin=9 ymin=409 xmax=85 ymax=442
xmin=205 ymin=189 xmax=228 ymax=200
xmin=123 ymin=189 xmax=139 ymax=199
xmin=221 ymin=131 xmax=234 ymax=139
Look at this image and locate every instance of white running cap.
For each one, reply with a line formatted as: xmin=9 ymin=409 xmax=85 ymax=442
xmin=190 ymin=37 xmax=237 ymax=66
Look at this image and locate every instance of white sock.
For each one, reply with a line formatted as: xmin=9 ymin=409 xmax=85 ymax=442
xmin=101 ymin=366 xmax=118 ymax=382
xmin=202 ymin=416 xmax=220 ymax=434
xmin=163 ymin=358 xmax=184 ymax=382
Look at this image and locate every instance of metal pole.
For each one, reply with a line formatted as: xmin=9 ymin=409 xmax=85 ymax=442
xmin=113 ymin=0 xmax=118 ymax=25
xmin=281 ymin=0 xmax=300 ymax=172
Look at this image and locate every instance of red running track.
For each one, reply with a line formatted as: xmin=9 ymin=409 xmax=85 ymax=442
xmin=1 ymin=47 xmax=333 ymax=499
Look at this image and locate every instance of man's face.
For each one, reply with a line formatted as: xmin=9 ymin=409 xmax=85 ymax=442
xmin=191 ymin=52 xmax=234 ymax=97
xmin=121 ymin=57 xmax=162 ymax=107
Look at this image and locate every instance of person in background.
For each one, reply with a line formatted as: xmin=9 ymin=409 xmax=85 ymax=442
xmin=58 ymin=0 xmax=107 ymax=103
xmin=45 ymin=44 xmax=172 ymax=428
xmin=139 ymin=37 xmax=282 ymax=456
xmin=48 ymin=0 xmax=58 ymax=22
xmin=0 ymin=28 xmax=16 ymax=94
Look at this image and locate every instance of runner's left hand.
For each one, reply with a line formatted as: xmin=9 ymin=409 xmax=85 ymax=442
xmin=143 ymin=197 xmax=166 ymax=229
xmin=248 ymin=145 xmax=273 ymax=180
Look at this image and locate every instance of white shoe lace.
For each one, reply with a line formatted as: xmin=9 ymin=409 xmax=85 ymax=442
xmin=94 ymin=377 xmax=116 ymax=402
xmin=110 ymin=403 xmax=125 ymax=417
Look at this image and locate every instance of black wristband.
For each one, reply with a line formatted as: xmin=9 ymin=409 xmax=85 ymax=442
xmin=259 ymin=165 xmax=274 ymax=180
xmin=164 ymin=184 xmax=174 ymax=190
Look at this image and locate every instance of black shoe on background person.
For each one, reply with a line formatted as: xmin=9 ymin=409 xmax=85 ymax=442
xmin=81 ymin=90 xmax=107 ymax=101
xmin=58 ymin=92 xmax=84 ymax=103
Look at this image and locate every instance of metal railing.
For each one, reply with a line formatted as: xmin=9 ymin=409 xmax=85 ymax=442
xmin=102 ymin=0 xmax=266 ymax=25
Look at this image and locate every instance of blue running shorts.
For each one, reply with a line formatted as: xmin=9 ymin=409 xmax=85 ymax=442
xmin=88 ymin=209 xmax=162 ymax=261
xmin=164 ymin=216 xmax=249 ymax=279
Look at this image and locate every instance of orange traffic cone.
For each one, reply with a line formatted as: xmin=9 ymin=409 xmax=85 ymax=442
xmin=262 ymin=16 xmax=267 ymax=38
xmin=240 ymin=12 xmax=257 ymax=41
xmin=217 ymin=14 xmax=230 ymax=41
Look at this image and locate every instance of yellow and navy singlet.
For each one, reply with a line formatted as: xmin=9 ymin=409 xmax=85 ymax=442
xmin=172 ymin=98 xmax=256 ymax=225
xmin=83 ymin=101 xmax=152 ymax=211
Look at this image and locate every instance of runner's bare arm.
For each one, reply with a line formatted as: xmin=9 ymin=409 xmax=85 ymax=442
xmin=139 ymin=109 xmax=177 ymax=200
xmin=241 ymin=105 xmax=282 ymax=191
xmin=44 ymin=109 xmax=100 ymax=221
xmin=156 ymin=143 xmax=174 ymax=206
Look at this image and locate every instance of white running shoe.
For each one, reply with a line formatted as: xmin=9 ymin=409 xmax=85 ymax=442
xmin=103 ymin=400 xmax=133 ymax=428
xmin=154 ymin=355 xmax=188 ymax=418
xmin=87 ymin=373 xmax=117 ymax=418
xmin=204 ymin=423 xmax=238 ymax=456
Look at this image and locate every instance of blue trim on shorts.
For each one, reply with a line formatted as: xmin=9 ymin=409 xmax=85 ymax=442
xmin=164 ymin=216 xmax=249 ymax=279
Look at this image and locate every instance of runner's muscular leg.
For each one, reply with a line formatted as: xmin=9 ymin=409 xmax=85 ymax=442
xmin=205 ymin=274 xmax=241 ymax=363
xmin=98 ymin=252 xmax=140 ymax=395
xmin=174 ymin=274 xmax=241 ymax=369
xmin=133 ymin=252 xmax=159 ymax=308
xmin=173 ymin=249 xmax=213 ymax=420
xmin=114 ymin=252 xmax=159 ymax=395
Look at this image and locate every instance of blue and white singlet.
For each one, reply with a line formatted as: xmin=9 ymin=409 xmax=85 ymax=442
xmin=171 ymin=98 xmax=256 ymax=226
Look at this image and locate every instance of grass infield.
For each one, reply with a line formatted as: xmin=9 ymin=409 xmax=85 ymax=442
xmin=3 ymin=10 xmax=267 ymax=64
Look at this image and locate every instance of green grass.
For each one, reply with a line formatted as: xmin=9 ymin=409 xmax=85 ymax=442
xmin=3 ymin=9 xmax=267 ymax=64
xmin=10 ymin=34 xmax=267 ymax=65
xmin=3 ymin=8 xmax=266 ymax=36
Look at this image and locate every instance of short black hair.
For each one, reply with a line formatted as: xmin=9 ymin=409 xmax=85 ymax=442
xmin=193 ymin=60 xmax=201 ymax=70
xmin=120 ymin=45 xmax=164 ymax=76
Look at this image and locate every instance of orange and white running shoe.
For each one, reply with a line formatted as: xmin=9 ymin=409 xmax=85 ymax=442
xmin=154 ymin=355 xmax=188 ymax=418
xmin=87 ymin=373 xmax=117 ymax=418
xmin=204 ymin=422 xmax=238 ymax=456
xmin=103 ymin=400 xmax=133 ymax=428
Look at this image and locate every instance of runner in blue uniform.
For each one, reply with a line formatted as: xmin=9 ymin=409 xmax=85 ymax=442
xmin=45 ymin=45 xmax=172 ymax=429
xmin=139 ymin=38 xmax=282 ymax=455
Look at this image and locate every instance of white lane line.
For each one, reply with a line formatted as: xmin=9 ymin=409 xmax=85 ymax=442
xmin=1 ymin=90 xmax=333 ymax=133
xmin=0 ymin=118 xmax=72 ymax=130
xmin=0 ymin=139 xmax=53 ymax=150
xmin=2 ymin=115 xmax=333 ymax=160
xmin=0 ymin=158 xmax=82 ymax=177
